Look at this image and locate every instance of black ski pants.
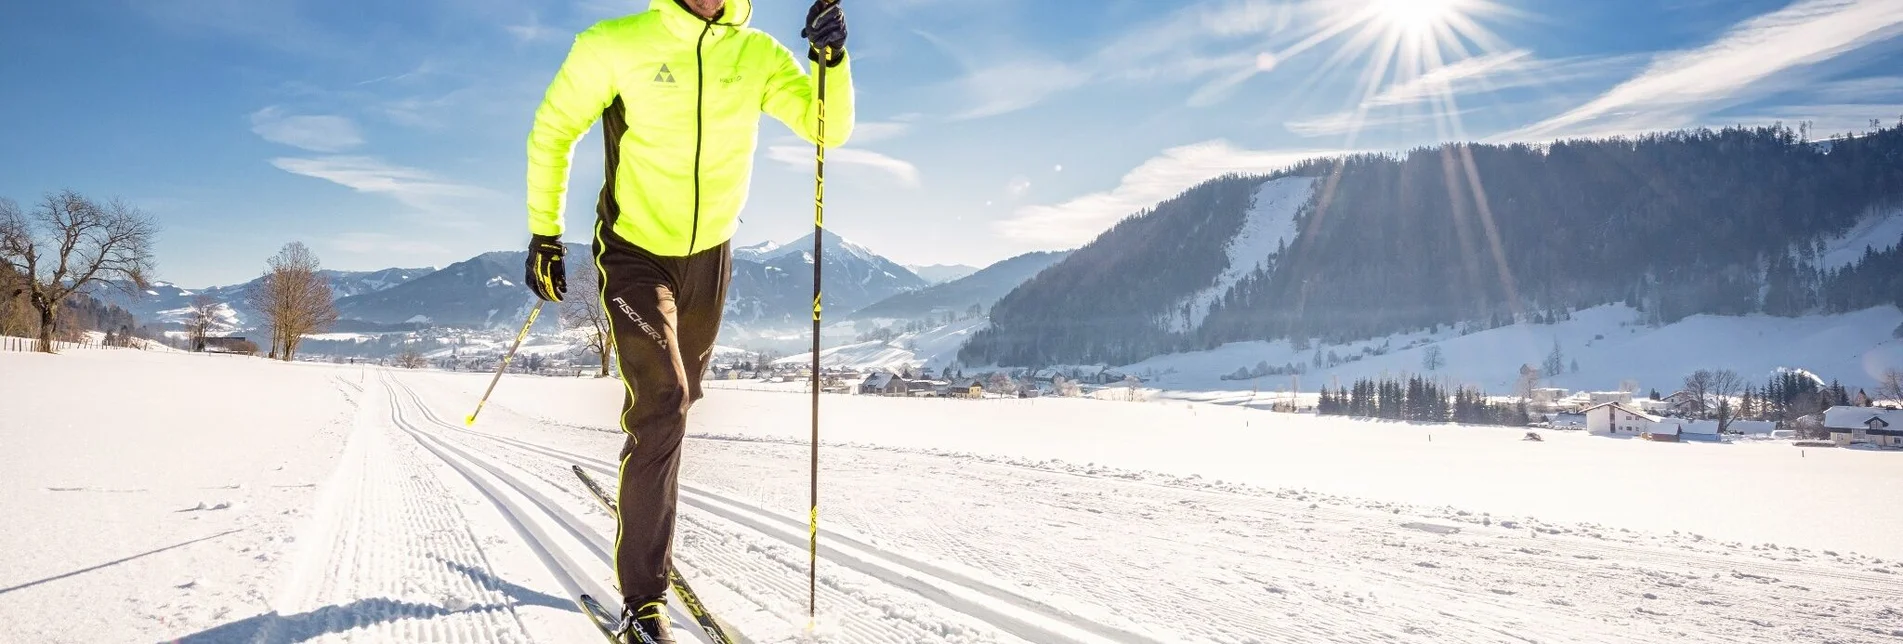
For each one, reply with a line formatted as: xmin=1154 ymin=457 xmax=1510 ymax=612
xmin=592 ymin=222 xmax=730 ymax=605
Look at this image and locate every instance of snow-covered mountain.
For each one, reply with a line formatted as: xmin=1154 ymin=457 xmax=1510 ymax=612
xmin=853 ymin=251 xmax=1070 ymax=323
xmin=102 ymin=267 xmax=434 ymax=330
xmin=907 ymin=264 xmax=980 ymax=284
xmin=333 ymin=245 xmax=587 ymax=329
xmin=724 ymin=230 xmax=930 ymax=334
xmin=732 ymin=240 xmax=783 ymax=262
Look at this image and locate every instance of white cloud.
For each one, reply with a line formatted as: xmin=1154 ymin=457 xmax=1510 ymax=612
xmin=767 ymin=146 xmax=921 ymax=188
xmin=270 ymin=155 xmax=496 ymax=211
xmin=997 ymin=140 xmax=1340 ymax=246
xmin=1503 ymin=0 xmax=1903 ymax=141
xmin=850 ymin=121 xmax=914 ymax=144
xmin=949 ymin=58 xmax=1092 ymax=120
xmin=1286 ymin=107 xmax=1477 ymax=137
xmin=250 ymin=106 xmax=364 ymax=152
xmin=924 ymin=1 xmax=1294 ymax=119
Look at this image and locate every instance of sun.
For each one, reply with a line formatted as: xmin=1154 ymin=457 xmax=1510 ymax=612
xmin=1370 ymin=0 xmax=1468 ymax=36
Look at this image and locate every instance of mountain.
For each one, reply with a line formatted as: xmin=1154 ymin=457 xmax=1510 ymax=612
xmin=907 ymin=264 xmax=980 ymax=284
xmin=101 ymin=267 xmax=433 ymax=330
xmin=732 ymin=240 xmax=783 ymax=262
xmin=333 ymin=246 xmax=585 ymax=329
xmin=853 ymin=251 xmax=1070 ymax=323
xmin=961 ymin=123 xmax=1903 ymax=368
xmin=723 ymin=230 xmax=930 ymax=333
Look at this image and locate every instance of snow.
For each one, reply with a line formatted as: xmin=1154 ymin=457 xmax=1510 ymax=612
xmin=1164 ymin=177 xmax=1318 ymax=333
xmin=1130 ymin=304 xmax=1903 ymax=395
xmin=773 ymin=317 xmax=988 ymax=372
xmin=9 ymin=349 xmax=1903 ymax=643
xmin=303 ymin=332 xmax=376 ymax=342
xmin=486 ymin=276 xmax=515 ymax=288
xmin=1820 ymin=207 xmax=1903 ymax=271
xmin=1823 ymin=405 xmax=1903 ymax=429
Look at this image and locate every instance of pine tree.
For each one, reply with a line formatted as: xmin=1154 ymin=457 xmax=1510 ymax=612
xmin=1543 ymin=339 xmax=1566 ymax=376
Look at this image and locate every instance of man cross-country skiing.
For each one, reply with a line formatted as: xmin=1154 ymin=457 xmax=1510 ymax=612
xmin=521 ymin=0 xmax=852 ymax=641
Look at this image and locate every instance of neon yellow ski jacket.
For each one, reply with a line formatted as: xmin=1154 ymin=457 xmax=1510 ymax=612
xmin=526 ymin=0 xmax=854 ymax=256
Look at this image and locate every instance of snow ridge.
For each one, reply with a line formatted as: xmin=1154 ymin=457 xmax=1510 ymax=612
xmin=1819 ymin=206 xmax=1903 ymax=271
xmin=1163 ymin=176 xmax=1318 ymax=333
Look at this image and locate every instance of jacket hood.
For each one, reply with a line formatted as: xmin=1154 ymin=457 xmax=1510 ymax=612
xmin=653 ymin=0 xmax=752 ymax=32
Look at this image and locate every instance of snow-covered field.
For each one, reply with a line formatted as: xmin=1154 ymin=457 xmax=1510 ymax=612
xmin=4 ymin=349 xmax=1902 ymax=643
xmin=1131 ymin=303 xmax=1903 ymax=393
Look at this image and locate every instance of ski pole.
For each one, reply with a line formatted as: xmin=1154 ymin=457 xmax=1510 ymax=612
xmin=466 ymin=301 xmax=543 ymax=426
xmin=809 ymin=28 xmax=835 ymax=627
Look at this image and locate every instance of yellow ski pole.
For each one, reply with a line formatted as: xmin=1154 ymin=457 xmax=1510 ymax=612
xmin=466 ymin=301 xmax=543 ymax=426
xmin=809 ymin=28 xmax=836 ymax=629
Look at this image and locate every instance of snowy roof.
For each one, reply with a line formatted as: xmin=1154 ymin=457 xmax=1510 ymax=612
xmin=1822 ymin=406 xmax=1903 ymax=430
xmin=1646 ymin=419 xmax=1682 ymax=435
xmin=863 ymin=372 xmax=896 ymax=388
xmin=1582 ymin=401 xmax=1661 ymax=423
xmin=1681 ymin=420 xmax=1720 ymax=436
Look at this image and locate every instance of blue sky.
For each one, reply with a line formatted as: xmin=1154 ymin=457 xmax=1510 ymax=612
xmin=3 ymin=0 xmax=1901 ymax=287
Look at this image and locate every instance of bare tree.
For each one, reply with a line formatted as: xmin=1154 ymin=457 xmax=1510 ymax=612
xmin=1877 ymin=369 xmax=1903 ymax=405
xmin=187 ymin=294 xmax=219 ymax=352
xmin=247 ymin=242 xmax=336 ymax=361
xmin=1422 ymin=346 xmax=1445 ymax=372
xmin=1708 ymin=369 xmax=1743 ymax=433
xmin=0 ymin=191 xmax=158 ymax=353
xmin=1684 ymin=369 xmax=1743 ymax=429
xmin=394 ymin=348 xmax=426 ymax=369
xmin=561 ymin=275 xmax=612 ymax=377
xmin=1682 ymin=370 xmax=1714 ymax=418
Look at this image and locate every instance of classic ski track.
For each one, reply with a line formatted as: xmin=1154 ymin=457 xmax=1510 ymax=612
xmin=387 ymin=379 xmax=1107 ymax=644
xmin=676 ymin=438 xmax=1903 ymax=644
xmin=377 ymin=373 xmax=726 ymax=644
xmin=264 ymin=374 xmax=536 ymax=644
xmin=390 ymin=375 xmax=1011 ymax=644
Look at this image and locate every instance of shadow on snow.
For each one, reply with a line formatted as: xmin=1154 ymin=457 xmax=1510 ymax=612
xmin=159 ymin=557 xmax=572 ymax=644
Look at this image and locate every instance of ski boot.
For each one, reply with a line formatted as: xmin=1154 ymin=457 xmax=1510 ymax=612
xmin=619 ymin=599 xmax=674 ymax=644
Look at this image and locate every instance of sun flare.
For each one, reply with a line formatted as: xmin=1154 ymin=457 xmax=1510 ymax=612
xmin=1370 ymin=0 xmax=1468 ymax=36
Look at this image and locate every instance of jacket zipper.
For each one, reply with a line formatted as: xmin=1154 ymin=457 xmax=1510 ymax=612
xmin=688 ymin=21 xmax=712 ymax=256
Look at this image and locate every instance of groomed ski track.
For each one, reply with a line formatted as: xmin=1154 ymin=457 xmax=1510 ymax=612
xmin=379 ymin=370 xmax=1135 ymax=644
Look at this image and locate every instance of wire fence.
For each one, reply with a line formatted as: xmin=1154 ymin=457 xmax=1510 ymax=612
xmin=0 ymin=335 xmax=154 ymax=353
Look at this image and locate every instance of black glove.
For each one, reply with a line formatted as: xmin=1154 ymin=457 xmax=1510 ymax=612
xmin=526 ymin=234 xmax=566 ymax=303
xmin=800 ymin=0 xmax=847 ymax=68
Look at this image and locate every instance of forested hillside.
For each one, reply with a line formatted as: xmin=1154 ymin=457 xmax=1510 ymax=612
xmin=963 ymin=123 xmax=1903 ymax=367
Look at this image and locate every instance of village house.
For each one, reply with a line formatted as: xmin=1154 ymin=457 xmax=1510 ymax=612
xmin=1583 ymin=401 xmax=1681 ymax=441
xmin=1663 ymin=390 xmax=1705 ymax=415
xmin=860 ymin=372 xmax=910 ymax=397
xmin=948 ymin=378 xmax=985 ymax=399
xmin=1821 ymin=406 xmax=1903 ymax=447
xmin=1587 ymin=391 xmax=1634 ymax=406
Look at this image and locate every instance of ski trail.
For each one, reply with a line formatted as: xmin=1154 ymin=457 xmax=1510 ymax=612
xmin=390 ymin=383 xmax=1132 ymax=644
xmin=391 ymin=376 xmax=1012 ymax=643
xmin=260 ymin=373 xmax=536 ymax=644
xmin=380 ymin=374 xmax=726 ymax=644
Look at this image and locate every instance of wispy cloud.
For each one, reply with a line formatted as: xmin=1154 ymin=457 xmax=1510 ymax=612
xmin=270 ymin=156 xmax=496 ymax=212
xmin=1503 ymin=0 xmax=1903 ymax=140
xmin=250 ymin=107 xmax=364 ymax=153
xmin=925 ymin=1 xmax=1296 ymax=119
xmin=1286 ymin=108 xmax=1478 ymax=137
xmin=998 ymin=140 xmax=1338 ymax=246
xmin=850 ymin=120 xmax=915 ymax=144
xmin=766 ymin=147 xmax=922 ymax=188
xmin=505 ymin=13 xmax=562 ymax=44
